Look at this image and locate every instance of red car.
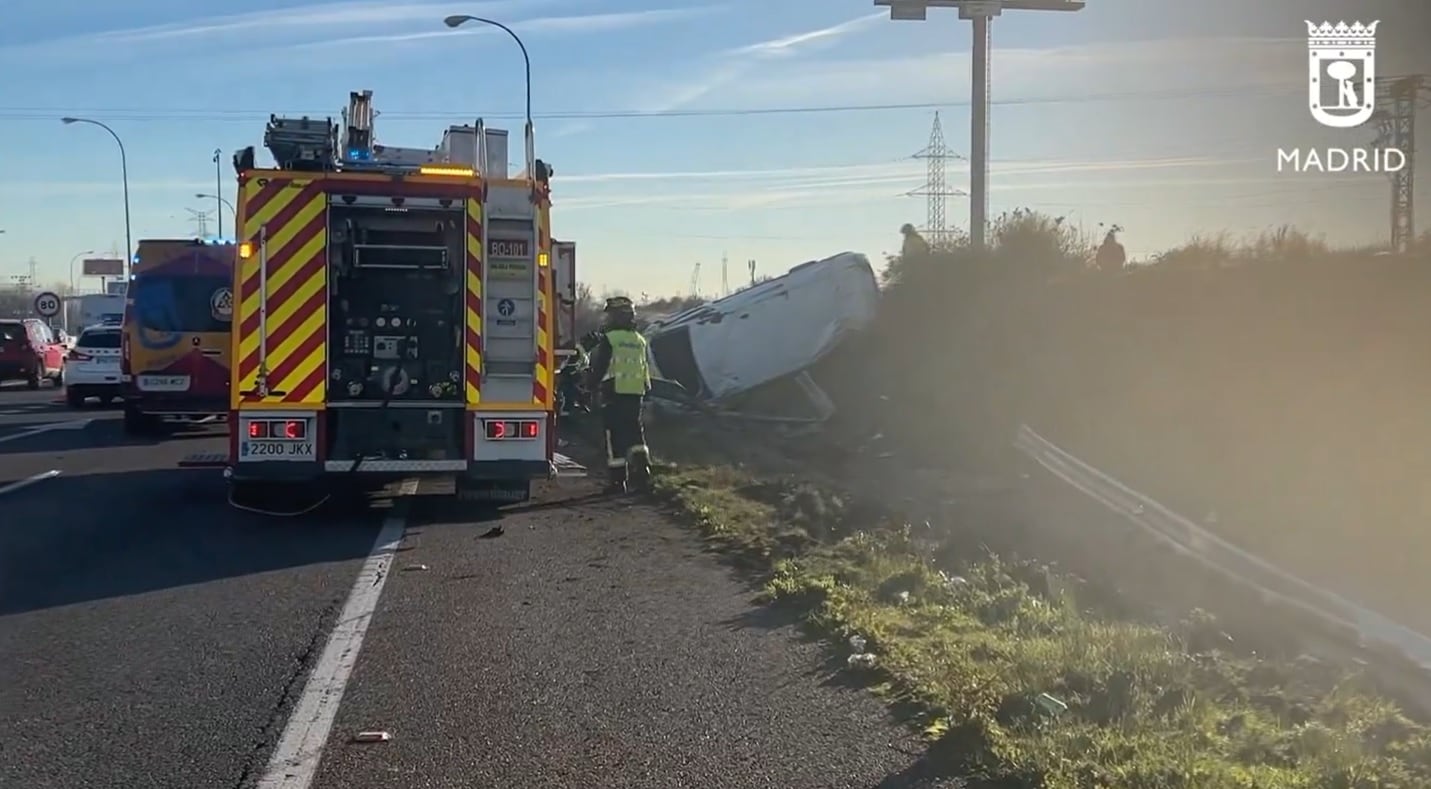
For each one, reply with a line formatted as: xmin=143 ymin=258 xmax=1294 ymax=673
xmin=0 ymin=318 xmax=66 ymax=389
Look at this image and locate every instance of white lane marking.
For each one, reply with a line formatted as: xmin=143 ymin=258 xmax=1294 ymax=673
xmin=0 ymin=469 xmax=61 ymax=497
xmin=256 ymin=478 xmax=418 ymax=789
xmin=0 ymin=419 xmax=93 ymax=444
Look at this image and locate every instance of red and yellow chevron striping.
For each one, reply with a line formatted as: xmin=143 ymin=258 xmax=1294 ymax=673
xmin=232 ymin=174 xmax=329 ymax=407
xmin=464 ymin=196 xmax=485 ymax=405
xmin=532 ymin=192 xmax=553 ymax=407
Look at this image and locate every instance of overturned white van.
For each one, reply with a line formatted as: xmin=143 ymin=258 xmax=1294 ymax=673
xmin=642 ymin=252 xmax=879 ymax=418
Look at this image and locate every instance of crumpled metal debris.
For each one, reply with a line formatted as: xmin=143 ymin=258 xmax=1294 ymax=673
xmin=847 ymin=634 xmax=877 ymax=668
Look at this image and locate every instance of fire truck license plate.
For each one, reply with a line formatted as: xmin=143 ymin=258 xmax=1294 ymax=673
xmin=240 ymin=441 xmax=315 ymax=461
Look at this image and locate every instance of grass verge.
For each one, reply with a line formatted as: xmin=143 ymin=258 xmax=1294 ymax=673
xmin=653 ymin=464 xmax=1431 ymax=788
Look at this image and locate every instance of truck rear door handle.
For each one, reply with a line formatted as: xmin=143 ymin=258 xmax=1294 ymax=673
xmin=201 ymin=349 xmax=223 ymax=356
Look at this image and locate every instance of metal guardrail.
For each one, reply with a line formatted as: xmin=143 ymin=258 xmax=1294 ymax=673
xmin=1014 ymin=424 xmax=1431 ymax=677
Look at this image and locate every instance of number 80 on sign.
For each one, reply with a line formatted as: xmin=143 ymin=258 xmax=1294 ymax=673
xmin=33 ymin=291 xmax=61 ymax=318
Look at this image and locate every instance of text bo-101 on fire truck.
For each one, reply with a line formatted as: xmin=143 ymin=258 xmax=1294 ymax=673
xmin=222 ymin=89 xmax=558 ymax=504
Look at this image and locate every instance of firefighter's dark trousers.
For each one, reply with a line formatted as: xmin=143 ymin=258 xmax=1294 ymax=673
xmin=601 ymin=393 xmax=648 ymax=485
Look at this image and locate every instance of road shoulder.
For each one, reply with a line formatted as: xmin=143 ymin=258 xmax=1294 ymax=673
xmin=312 ymin=475 xmax=940 ymax=788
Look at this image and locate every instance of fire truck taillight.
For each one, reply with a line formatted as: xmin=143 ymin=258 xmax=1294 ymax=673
xmin=249 ymin=420 xmax=305 ymax=439
xmin=484 ymin=420 xmax=539 ymax=440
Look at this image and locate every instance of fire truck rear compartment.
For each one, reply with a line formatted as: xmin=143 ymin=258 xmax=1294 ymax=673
xmin=324 ymin=199 xmax=466 ymax=463
xmin=325 ymin=407 xmax=464 ymax=464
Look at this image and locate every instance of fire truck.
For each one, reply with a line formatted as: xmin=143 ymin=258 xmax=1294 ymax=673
xmin=223 ymin=90 xmax=557 ymax=504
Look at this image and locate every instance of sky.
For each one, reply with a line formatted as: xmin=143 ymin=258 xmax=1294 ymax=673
xmin=1 ymin=0 xmax=1428 ymax=296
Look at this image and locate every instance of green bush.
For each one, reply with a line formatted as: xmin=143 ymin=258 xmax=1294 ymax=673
xmin=825 ymin=212 xmax=1431 ymax=634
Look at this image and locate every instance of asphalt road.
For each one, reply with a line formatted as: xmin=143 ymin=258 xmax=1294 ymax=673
xmin=0 ymin=382 xmax=950 ymax=789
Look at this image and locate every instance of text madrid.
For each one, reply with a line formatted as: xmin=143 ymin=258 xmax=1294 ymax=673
xmin=1276 ymin=147 xmax=1406 ymax=173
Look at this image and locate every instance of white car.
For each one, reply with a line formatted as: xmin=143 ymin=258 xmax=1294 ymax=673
xmin=65 ymin=325 xmax=123 ymax=407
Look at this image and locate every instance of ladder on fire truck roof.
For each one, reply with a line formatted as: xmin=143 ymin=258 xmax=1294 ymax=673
xmin=253 ymin=89 xmax=545 ymax=180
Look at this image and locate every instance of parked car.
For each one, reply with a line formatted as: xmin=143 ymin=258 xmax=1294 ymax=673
xmin=65 ymin=324 xmax=123 ymax=407
xmin=0 ymin=319 xmax=65 ymax=389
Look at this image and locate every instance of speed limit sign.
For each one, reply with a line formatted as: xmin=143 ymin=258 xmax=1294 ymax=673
xmin=33 ymin=291 xmax=61 ymax=318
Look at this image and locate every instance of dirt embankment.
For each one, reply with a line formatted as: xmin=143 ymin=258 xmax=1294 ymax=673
xmin=816 ymin=252 xmax=1431 ymax=632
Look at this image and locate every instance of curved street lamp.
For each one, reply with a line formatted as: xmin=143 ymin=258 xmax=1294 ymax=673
xmin=68 ymin=249 xmax=96 ymax=295
xmin=443 ymin=14 xmax=535 ymax=176
xmin=66 ymin=249 xmax=95 ymax=331
xmin=61 ymin=117 xmax=133 ymax=276
xmin=196 ymin=193 xmax=238 ymax=230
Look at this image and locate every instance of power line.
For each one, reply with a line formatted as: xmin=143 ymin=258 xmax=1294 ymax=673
xmin=0 ymin=86 xmax=1274 ymax=124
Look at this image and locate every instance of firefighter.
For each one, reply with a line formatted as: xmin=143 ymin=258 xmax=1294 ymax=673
xmin=1096 ymin=229 xmax=1126 ymax=274
xmin=900 ymin=223 xmax=930 ymax=258
xmin=586 ymin=297 xmax=652 ymax=493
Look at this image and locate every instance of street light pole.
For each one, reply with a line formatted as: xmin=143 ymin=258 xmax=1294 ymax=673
xmin=68 ymin=250 xmax=96 ymax=296
xmin=443 ymin=14 xmax=535 ymax=177
xmin=212 ymin=149 xmax=223 ymax=238
xmin=61 ymin=117 xmax=133 ymax=276
xmin=874 ymin=0 xmax=1084 ymax=252
xmin=970 ymin=12 xmax=989 ymax=251
xmin=67 ymin=249 xmax=95 ymax=331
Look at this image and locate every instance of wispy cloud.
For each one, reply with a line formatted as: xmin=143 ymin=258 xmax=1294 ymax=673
xmin=300 ymin=7 xmax=714 ymax=49
xmin=638 ymin=11 xmax=885 ymax=113
xmin=0 ymin=180 xmax=212 ymax=197
xmin=558 ymin=155 xmax=1256 ymax=185
xmin=564 ymin=173 xmax=1317 ymax=213
xmin=723 ymin=11 xmax=885 ymax=58
xmin=6 ymin=156 xmax=1262 ymax=202
xmin=0 ymin=0 xmax=555 ymax=59
xmin=557 ymin=155 xmax=1266 ymax=210
xmin=641 ymin=35 xmax=1298 ymax=111
xmin=548 ymin=121 xmax=596 ymax=139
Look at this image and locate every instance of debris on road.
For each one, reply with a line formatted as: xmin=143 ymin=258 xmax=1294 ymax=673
xmin=847 ymin=653 xmax=877 ymax=669
xmin=351 ymin=730 xmax=392 ymax=743
xmin=847 ymin=634 xmax=877 ymax=669
xmin=1035 ymin=693 xmax=1068 ymax=718
xmin=403 ymin=564 xmax=430 ymax=572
